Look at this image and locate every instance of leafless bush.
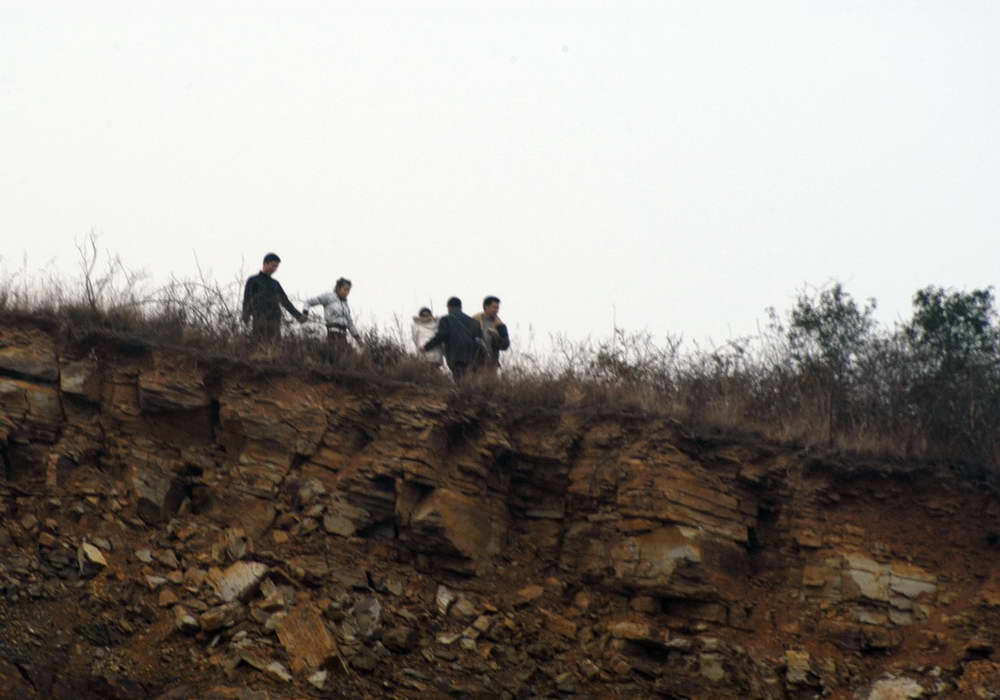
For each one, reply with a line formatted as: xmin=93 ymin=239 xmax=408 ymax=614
xmin=7 ymin=248 xmax=1000 ymax=467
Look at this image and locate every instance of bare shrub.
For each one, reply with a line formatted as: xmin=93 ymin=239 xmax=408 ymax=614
xmin=7 ymin=247 xmax=1000 ymax=468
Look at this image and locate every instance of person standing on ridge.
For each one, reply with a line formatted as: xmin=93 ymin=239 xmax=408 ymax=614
xmin=473 ymin=295 xmax=510 ymax=375
xmin=411 ymin=307 xmax=444 ymax=367
xmin=302 ymin=277 xmax=362 ymax=362
xmin=241 ymin=253 xmax=307 ymax=342
xmin=422 ymin=297 xmax=485 ymax=381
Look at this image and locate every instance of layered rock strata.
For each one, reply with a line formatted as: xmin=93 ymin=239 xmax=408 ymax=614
xmin=3 ymin=319 xmax=1000 ymax=698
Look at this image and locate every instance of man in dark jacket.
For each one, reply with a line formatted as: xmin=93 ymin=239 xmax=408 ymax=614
xmin=423 ymin=297 xmax=485 ymax=380
xmin=473 ymin=295 xmax=510 ymax=374
xmin=241 ymin=253 xmax=307 ymax=342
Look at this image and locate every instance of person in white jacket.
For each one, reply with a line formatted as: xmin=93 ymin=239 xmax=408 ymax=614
xmin=302 ymin=278 xmax=361 ymax=362
xmin=411 ymin=307 xmax=443 ymax=366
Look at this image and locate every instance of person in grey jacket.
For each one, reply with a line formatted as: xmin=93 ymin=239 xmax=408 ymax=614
xmin=303 ymin=277 xmax=361 ymax=361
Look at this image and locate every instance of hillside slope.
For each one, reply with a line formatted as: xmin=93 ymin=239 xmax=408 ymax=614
xmin=2 ymin=318 xmax=1000 ymax=698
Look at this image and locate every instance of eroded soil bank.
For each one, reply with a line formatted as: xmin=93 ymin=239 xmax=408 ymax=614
xmin=3 ymin=318 xmax=1000 ymax=698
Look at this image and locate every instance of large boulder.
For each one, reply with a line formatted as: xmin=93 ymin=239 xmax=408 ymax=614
xmin=405 ymin=488 xmax=506 ymax=573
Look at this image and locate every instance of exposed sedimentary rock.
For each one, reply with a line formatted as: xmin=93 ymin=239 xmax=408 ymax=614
xmin=3 ymin=321 xmax=1000 ymax=698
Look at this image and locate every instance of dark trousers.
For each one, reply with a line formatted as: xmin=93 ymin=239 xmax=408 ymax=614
xmin=251 ymin=317 xmax=281 ymax=342
xmin=324 ymin=330 xmax=354 ymax=364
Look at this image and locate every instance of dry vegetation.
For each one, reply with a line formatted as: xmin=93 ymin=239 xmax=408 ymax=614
xmin=4 ymin=238 xmax=1000 ymax=466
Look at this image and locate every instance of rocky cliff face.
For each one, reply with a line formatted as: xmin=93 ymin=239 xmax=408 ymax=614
xmin=2 ymin=317 xmax=1000 ymax=699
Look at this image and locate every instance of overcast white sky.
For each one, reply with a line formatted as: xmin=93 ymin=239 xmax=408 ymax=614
xmin=2 ymin=2 xmax=998 ymax=352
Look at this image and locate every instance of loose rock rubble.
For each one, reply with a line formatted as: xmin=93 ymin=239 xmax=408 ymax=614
xmin=3 ymin=319 xmax=1000 ymax=698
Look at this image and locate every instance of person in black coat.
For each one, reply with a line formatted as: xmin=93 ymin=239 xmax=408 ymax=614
xmin=241 ymin=253 xmax=307 ymax=342
xmin=423 ymin=297 xmax=485 ymax=380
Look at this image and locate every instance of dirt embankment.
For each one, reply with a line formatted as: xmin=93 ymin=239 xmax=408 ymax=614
xmin=3 ymin=318 xmax=1000 ymax=699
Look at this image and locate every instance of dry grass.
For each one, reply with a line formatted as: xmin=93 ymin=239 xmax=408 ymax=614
xmin=5 ymin=241 xmax=1000 ymax=468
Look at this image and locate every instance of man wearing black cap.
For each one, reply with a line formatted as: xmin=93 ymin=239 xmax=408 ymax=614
xmin=241 ymin=253 xmax=307 ymax=342
xmin=422 ymin=297 xmax=486 ymax=380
